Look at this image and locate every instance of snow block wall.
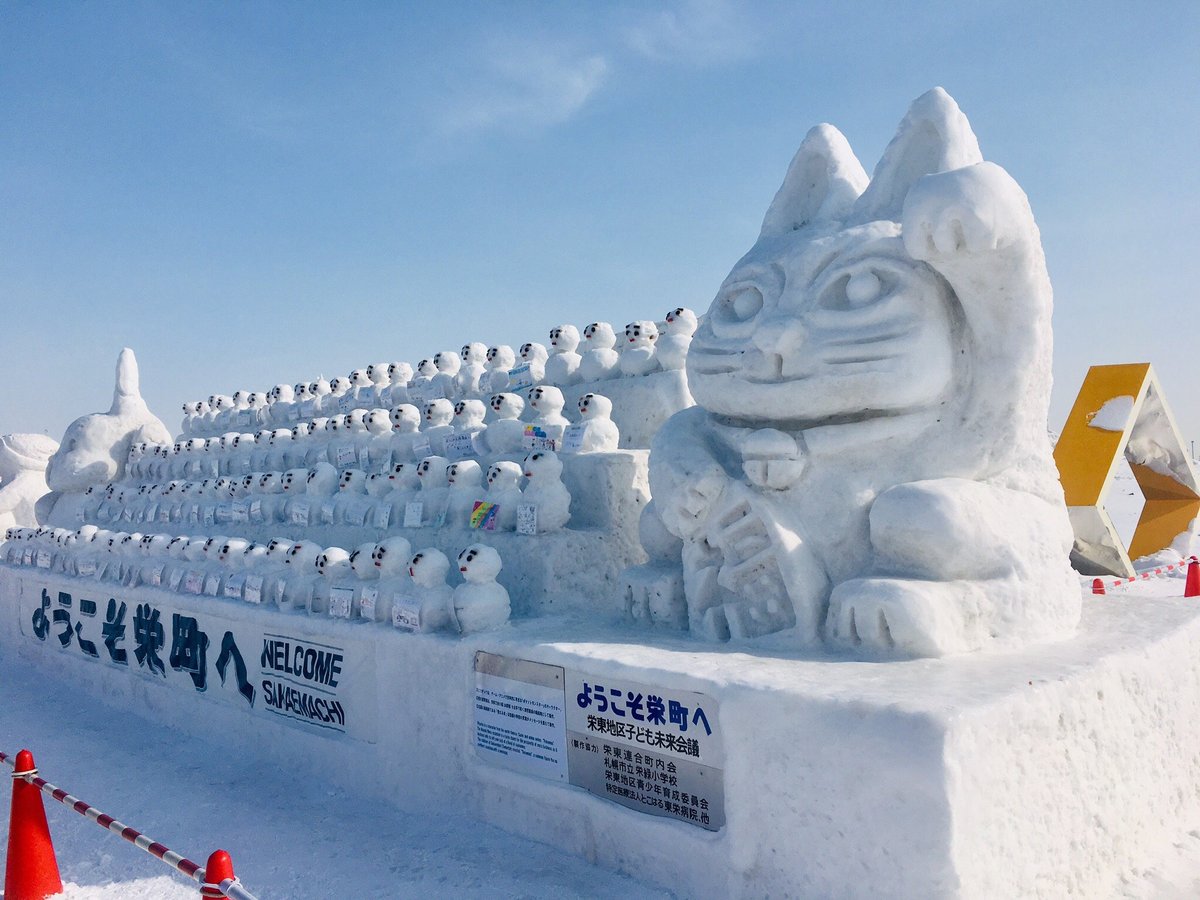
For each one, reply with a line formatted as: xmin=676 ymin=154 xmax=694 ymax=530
xmin=4 ymin=565 xmax=1200 ymax=898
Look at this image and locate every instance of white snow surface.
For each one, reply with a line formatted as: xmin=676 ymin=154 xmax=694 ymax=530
xmin=1088 ymin=394 xmax=1136 ymax=432
xmin=0 ymin=650 xmax=669 ymax=899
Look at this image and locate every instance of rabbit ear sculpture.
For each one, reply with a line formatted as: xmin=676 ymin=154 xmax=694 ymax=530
xmin=44 ymin=348 xmax=173 ymax=497
xmin=636 ymin=87 xmax=1077 ymax=658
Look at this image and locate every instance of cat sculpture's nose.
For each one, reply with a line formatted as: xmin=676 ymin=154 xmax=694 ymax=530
xmin=752 ymin=316 xmax=806 ymax=356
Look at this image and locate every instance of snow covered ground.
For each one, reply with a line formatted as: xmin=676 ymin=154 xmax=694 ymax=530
xmin=0 ymin=649 xmax=669 ymax=898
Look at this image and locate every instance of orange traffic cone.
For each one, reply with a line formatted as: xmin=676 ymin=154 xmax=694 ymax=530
xmin=1185 ymin=558 xmax=1200 ymax=598
xmin=4 ymin=749 xmax=63 ymax=900
xmin=1091 ymin=578 xmax=1106 ymax=595
xmin=200 ymin=849 xmax=237 ymax=899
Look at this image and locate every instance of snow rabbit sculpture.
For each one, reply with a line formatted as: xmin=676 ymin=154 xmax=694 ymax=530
xmin=636 ymin=88 xmax=1077 ymax=657
xmin=41 ymin=349 xmax=172 ymax=524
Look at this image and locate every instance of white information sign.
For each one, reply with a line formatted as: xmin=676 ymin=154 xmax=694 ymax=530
xmin=473 ymin=652 xmax=567 ymax=782
xmin=358 ymin=587 xmax=378 ymax=622
xmin=243 ymin=575 xmax=263 ymax=604
xmin=564 ymin=671 xmax=724 ymax=831
xmin=403 ymin=502 xmax=424 ymax=528
xmin=289 ymin=500 xmax=311 ymax=526
xmin=391 ymin=596 xmax=421 ymax=632
xmin=374 ymin=505 xmax=391 ymax=529
xmin=471 ymin=653 xmax=725 ymax=831
xmin=561 ymin=423 xmax=587 ymax=453
xmin=328 ymin=587 xmax=354 ymax=619
xmin=507 ymin=363 xmax=534 ymax=391
xmin=516 ymin=504 xmax=537 ymax=536
xmin=444 ymin=433 xmax=476 ymax=460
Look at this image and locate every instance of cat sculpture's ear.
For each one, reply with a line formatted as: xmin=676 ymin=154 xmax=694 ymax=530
xmin=851 ymin=86 xmax=982 ymax=225
xmin=759 ymin=124 xmax=868 ymax=238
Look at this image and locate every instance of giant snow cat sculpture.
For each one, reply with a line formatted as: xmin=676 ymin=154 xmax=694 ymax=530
xmin=628 ymin=88 xmax=1079 ymax=657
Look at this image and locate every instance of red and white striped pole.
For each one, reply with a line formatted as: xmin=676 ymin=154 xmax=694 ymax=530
xmin=0 ymin=750 xmax=257 ymax=900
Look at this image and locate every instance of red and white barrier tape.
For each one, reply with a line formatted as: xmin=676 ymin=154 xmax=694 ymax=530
xmin=1091 ymin=556 xmax=1198 ymax=595
xmin=0 ymin=750 xmax=258 ymax=900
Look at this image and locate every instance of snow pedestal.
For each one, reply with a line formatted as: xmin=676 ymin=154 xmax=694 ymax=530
xmin=4 ymin=564 xmax=1200 ymax=898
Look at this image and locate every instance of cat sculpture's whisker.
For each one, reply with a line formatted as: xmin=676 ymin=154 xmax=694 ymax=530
xmin=821 ymin=327 xmax=913 ymax=348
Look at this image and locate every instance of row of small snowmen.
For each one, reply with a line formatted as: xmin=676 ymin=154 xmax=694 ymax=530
xmin=137 ymin=388 xmax=618 ymax=483
xmin=4 ymin=526 xmax=510 ymax=635
xmin=81 ymin=449 xmax=572 ymax=534
xmin=179 ymin=307 xmax=696 ymax=439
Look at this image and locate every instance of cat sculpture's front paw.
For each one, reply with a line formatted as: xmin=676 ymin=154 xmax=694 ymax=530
xmin=826 ymin=577 xmax=974 ymax=658
xmin=902 ymin=162 xmax=1033 ymax=260
xmin=659 ymin=465 xmax=728 ymax=541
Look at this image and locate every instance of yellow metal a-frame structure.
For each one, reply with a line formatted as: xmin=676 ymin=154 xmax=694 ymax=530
xmin=1054 ymin=363 xmax=1200 ymax=577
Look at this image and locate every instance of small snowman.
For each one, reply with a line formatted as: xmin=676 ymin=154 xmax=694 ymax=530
xmin=311 ymin=546 xmax=353 ymax=615
xmin=415 ymin=455 xmax=451 ymax=526
xmin=445 ymin=460 xmax=484 ymax=529
xmin=484 ymin=393 xmax=526 ymax=458
xmin=256 ymin=471 xmax=285 ymax=523
xmin=363 ymin=409 xmax=393 ymax=473
xmin=303 ymin=419 xmax=331 ymax=466
xmin=266 ymin=384 xmax=296 ymax=426
xmin=578 ymin=321 xmax=620 ymax=381
xmin=544 ymin=325 xmax=582 ymax=386
xmin=382 ymin=362 xmax=413 ymax=407
xmin=364 ymin=472 xmax=394 ymax=525
xmin=302 ymin=462 xmax=340 ymax=525
xmin=347 ymin=542 xmax=380 ymax=620
xmin=483 ymin=461 xmax=523 ymax=532
xmin=456 ymin=343 xmax=489 ymax=396
xmin=333 ymin=469 xmax=371 ymax=526
xmin=406 ymin=548 xmax=455 ymax=631
xmin=367 ymin=535 xmax=412 ymax=624
xmin=526 ymin=385 xmax=571 ymax=446
xmin=620 ymin=320 xmax=660 ymax=376
xmin=384 ymin=462 xmax=421 ymax=521
xmin=258 ymin=537 xmax=296 ymax=606
xmin=365 ymin=364 xmax=391 ymax=406
xmin=408 ymin=358 xmax=438 ymax=403
xmin=483 ymin=345 xmax=516 ymax=393
xmin=574 ymin=393 xmax=620 ymax=452
xmin=280 ymin=540 xmax=323 ymax=611
xmin=522 ymin=450 xmax=571 ymax=532
xmin=517 ymin=342 xmax=548 ymax=385
xmin=421 ymin=399 xmax=456 ymax=456
xmin=452 ymin=545 xmax=511 ymax=634
xmin=216 ymin=537 xmax=251 ymax=597
xmin=452 ymin=399 xmax=488 ymax=455
xmin=430 ymin=351 xmax=461 ymax=400
xmin=265 ymin=428 xmax=293 ymax=471
xmin=320 ymin=376 xmax=352 ymax=416
xmin=388 ymin=404 xmax=423 ymax=463
xmin=657 ymin=306 xmax=698 ymax=371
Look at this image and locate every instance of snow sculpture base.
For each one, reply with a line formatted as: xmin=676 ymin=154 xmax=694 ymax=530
xmin=3 ymin=566 xmax=1198 ymax=898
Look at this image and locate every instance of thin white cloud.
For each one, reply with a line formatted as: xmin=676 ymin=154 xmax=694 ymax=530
xmin=624 ymin=0 xmax=761 ymax=65
xmin=439 ymin=40 xmax=609 ymax=137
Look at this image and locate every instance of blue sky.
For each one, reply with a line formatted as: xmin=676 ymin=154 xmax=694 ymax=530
xmin=2 ymin=1 xmax=1198 ymax=447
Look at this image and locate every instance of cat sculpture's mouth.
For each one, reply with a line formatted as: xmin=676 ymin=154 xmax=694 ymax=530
xmin=689 ymin=333 xmax=918 ymax=384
